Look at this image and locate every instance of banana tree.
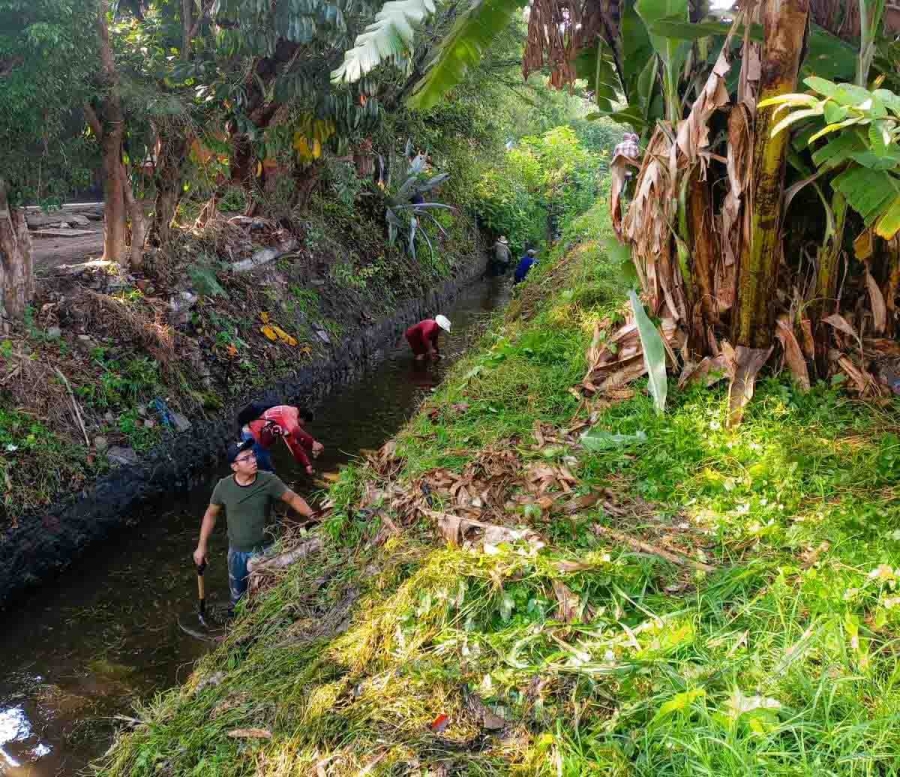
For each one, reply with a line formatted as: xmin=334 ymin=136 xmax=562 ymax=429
xmin=334 ymin=0 xmax=900 ymax=418
xmin=385 ymin=152 xmax=455 ymax=261
xmin=762 ymin=78 xmax=900 ymax=241
xmin=758 ymin=76 xmax=900 ymax=341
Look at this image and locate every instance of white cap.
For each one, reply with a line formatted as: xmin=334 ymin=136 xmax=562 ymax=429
xmin=435 ymin=315 xmax=451 ymax=333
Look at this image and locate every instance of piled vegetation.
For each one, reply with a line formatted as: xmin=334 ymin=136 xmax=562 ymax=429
xmin=102 ymin=201 xmax=900 ymax=775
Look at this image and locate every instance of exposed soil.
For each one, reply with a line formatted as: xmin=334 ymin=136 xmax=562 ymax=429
xmin=32 ymin=226 xmax=105 ymax=274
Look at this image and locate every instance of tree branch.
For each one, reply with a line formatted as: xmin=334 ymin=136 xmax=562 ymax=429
xmin=0 ymin=56 xmax=23 ymax=78
xmin=83 ymin=104 xmax=103 ymax=139
xmin=188 ymin=0 xmax=213 ymax=40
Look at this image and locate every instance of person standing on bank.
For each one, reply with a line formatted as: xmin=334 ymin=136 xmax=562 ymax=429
xmin=405 ymin=315 xmax=451 ymax=361
xmin=192 ymin=439 xmax=316 ymax=605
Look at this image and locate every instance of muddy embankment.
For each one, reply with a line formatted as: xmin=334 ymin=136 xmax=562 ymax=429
xmin=1 ymin=255 xmax=486 ymax=608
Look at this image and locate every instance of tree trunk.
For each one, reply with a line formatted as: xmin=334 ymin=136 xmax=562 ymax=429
xmin=121 ymin=164 xmax=145 ymax=270
xmin=292 ymin=162 xmax=323 ymax=213
xmin=884 ymin=236 xmax=900 ymax=337
xmin=813 ymin=194 xmax=847 ymax=318
xmin=733 ymin=0 xmax=810 ymax=349
xmin=811 ymin=192 xmax=847 ymax=370
xmin=151 ymin=133 xmax=187 ymax=245
xmin=101 ymin=127 xmax=127 ymax=262
xmin=98 ymin=0 xmax=127 ymax=264
xmin=0 ymin=180 xmax=34 ymax=327
xmin=182 ymin=0 xmax=192 ymax=59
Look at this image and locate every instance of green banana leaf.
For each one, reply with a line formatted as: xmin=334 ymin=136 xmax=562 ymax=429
xmin=407 ymin=0 xmax=528 ymax=110
xmin=629 ymin=290 xmax=668 ymax=415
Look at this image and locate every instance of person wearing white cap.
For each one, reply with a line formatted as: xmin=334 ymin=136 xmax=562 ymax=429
xmin=492 ymin=235 xmax=511 ymax=275
xmin=405 ymin=315 xmax=451 ymax=360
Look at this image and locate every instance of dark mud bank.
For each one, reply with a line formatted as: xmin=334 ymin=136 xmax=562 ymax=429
xmin=1 ymin=259 xmax=486 ymax=607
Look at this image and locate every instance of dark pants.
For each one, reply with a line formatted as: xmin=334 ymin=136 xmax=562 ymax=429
xmin=406 ymin=332 xmax=428 ymax=356
xmin=227 ymin=546 xmax=271 ymax=604
xmin=241 ymin=429 xmax=273 ymax=472
xmin=488 ymin=259 xmax=509 ymax=277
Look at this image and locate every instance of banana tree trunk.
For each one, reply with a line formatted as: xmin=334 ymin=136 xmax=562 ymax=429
xmin=733 ymin=0 xmax=810 ymax=350
xmin=727 ymin=0 xmax=809 ymax=427
xmin=884 ymin=236 xmax=900 ymax=337
xmin=811 ymin=192 xmax=847 ymax=370
xmin=687 ymin=166 xmax=718 ymax=328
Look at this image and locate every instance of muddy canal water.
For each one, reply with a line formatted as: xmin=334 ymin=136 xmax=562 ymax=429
xmin=0 ymin=278 xmax=509 ymax=776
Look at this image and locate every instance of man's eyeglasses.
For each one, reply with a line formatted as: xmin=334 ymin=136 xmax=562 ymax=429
xmin=234 ymin=452 xmax=257 ymax=464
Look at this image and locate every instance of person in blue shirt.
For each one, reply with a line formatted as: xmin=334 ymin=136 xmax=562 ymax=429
xmin=514 ymin=249 xmax=537 ymax=284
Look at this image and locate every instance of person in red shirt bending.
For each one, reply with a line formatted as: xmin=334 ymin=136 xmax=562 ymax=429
xmin=237 ymin=402 xmax=324 ymax=475
xmin=405 ymin=315 xmax=451 ymax=361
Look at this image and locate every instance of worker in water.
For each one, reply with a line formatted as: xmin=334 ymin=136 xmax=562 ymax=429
xmin=491 ymin=236 xmax=511 ymax=276
xmin=193 ymin=439 xmax=317 ymax=606
xmin=514 ymin=249 xmax=538 ymax=284
xmin=405 ymin=314 xmax=451 ymax=361
xmin=237 ymin=401 xmax=324 ymax=475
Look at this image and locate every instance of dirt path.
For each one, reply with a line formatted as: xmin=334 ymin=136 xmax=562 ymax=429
xmin=32 ymin=225 xmax=105 ymax=275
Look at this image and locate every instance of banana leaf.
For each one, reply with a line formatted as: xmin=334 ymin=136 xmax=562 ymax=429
xmin=629 ymin=290 xmax=668 ymax=415
xmin=407 ymin=0 xmax=528 ymax=110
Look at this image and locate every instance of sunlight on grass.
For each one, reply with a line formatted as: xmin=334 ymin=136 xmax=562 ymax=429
xmin=101 ymin=201 xmax=900 ymax=776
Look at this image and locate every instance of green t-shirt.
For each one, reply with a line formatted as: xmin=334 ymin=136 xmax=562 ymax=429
xmin=210 ymin=471 xmax=288 ymax=552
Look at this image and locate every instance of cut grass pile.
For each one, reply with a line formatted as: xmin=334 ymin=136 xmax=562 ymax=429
xmin=101 ymin=202 xmax=900 ymax=775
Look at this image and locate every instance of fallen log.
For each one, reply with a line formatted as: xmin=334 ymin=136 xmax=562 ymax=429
xmin=230 ymin=238 xmax=298 ymax=273
xmin=247 ymin=537 xmax=323 ymax=574
xmin=23 ymin=202 xmax=104 ymax=212
xmin=32 ymin=229 xmax=96 ymax=238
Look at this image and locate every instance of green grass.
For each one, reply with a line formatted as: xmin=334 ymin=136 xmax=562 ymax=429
xmin=0 ymin=408 xmax=90 ymax=518
xmin=99 ymin=202 xmax=900 ymax=776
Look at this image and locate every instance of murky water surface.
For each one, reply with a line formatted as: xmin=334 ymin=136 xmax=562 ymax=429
xmin=0 ymin=278 xmax=509 ymax=775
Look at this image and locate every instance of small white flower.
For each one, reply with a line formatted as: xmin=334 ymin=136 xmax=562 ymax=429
xmin=869 ymin=564 xmax=897 ymax=582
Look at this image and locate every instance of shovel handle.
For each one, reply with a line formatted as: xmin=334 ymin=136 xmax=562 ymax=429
xmin=196 ymin=561 xmax=207 ymax=616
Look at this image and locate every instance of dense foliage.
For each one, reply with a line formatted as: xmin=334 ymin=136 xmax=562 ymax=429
xmin=0 ymin=0 xmax=97 ymax=204
xmin=473 ymin=125 xmax=609 ymax=254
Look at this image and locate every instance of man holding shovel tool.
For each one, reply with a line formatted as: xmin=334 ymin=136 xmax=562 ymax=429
xmin=193 ymin=438 xmax=317 ymax=609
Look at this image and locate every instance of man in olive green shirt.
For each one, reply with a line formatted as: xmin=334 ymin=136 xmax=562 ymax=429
xmin=193 ymin=439 xmax=315 ymax=604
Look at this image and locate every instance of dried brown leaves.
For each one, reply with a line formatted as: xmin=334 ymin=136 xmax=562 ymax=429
xmin=522 ymin=0 xmax=605 ymax=86
xmin=83 ymin=289 xmax=176 ymax=366
xmin=427 ymin=509 xmax=544 ymax=550
xmin=775 ymin=316 xmax=810 ymax=391
xmin=723 ymin=342 xmax=773 ymax=428
xmin=247 ymin=535 xmax=324 ymax=599
xmin=619 ymin=33 xmax=738 ymax=325
xmin=577 ymin=315 xmax=680 ymax=401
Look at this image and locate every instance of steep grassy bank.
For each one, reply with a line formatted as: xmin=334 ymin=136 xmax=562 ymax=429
xmin=102 ymin=202 xmax=900 ymax=776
